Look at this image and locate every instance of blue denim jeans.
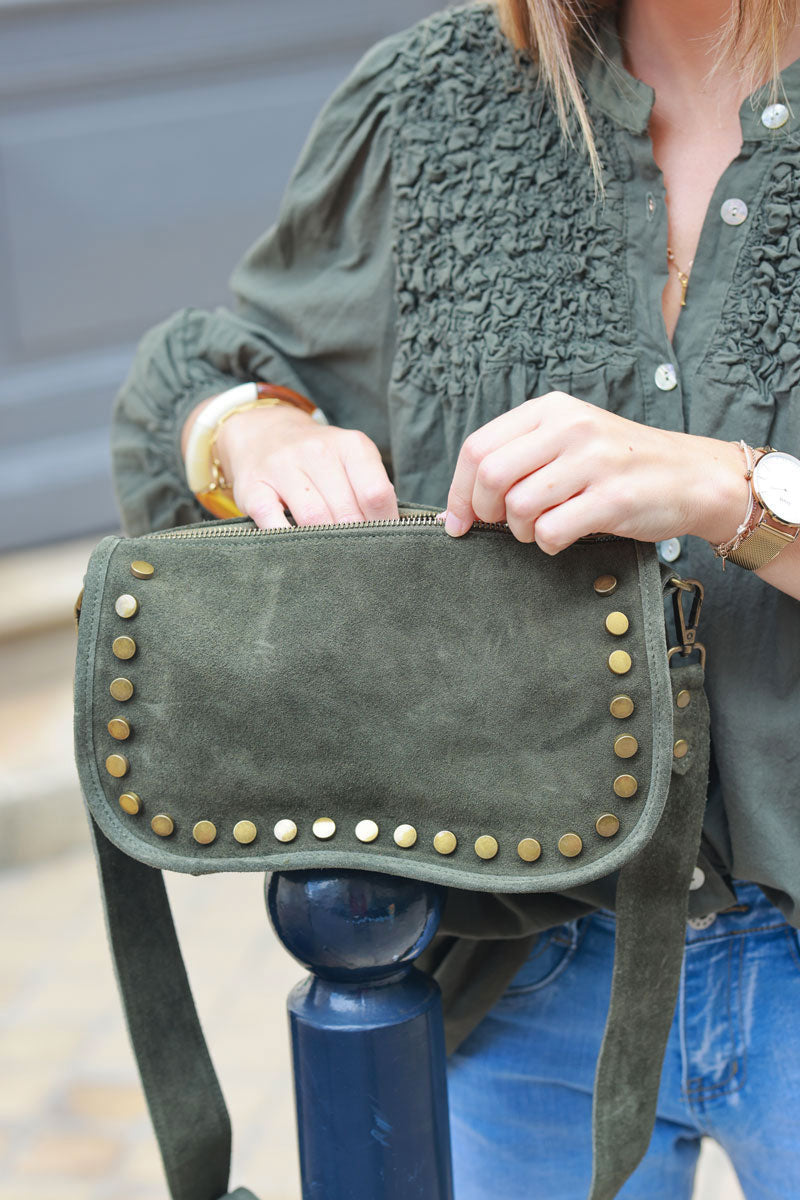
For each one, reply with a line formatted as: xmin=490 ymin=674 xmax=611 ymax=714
xmin=447 ymin=881 xmax=800 ymax=1198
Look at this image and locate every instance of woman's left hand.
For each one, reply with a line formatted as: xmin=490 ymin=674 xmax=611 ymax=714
xmin=442 ymin=392 xmax=748 ymax=551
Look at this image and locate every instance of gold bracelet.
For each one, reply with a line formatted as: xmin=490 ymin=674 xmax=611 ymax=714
xmin=711 ymin=441 xmax=758 ymax=568
xmin=184 ymin=381 xmax=322 ymax=519
xmin=207 ymin=397 xmax=287 ymax=494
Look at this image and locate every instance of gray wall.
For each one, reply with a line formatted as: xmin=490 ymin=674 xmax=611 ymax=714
xmin=0 ymin=0 xmax=436 ymax=551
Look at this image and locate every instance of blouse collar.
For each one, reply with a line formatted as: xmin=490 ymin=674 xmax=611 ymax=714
xmin=582 ymin=15 xmax=800 ymax=143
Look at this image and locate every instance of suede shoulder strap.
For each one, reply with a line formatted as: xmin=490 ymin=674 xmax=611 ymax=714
xmin=590 ymin=672 xmax=709 ymax=1198
xmin=89 ymin=815 xmax=258 ymax=1200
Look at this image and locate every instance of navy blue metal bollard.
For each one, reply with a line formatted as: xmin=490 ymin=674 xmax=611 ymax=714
xmin=266 ymin=869 xmax=454 ymax=1200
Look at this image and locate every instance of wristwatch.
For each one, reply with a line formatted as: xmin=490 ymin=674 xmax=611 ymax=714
xmin=726 ymin=449 xmax=800 ymax=570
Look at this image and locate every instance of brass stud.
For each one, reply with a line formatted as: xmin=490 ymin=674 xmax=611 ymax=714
xmin=233 ymin=820 xmax=257 ymax=844
xmin=118 ymin=792 xmax=141 ymax=816
xmin=474 ymin=835 xmax=499 ymax=860
xmin=313 ymin=817 xmax=336 ymax=840
xmin=596 ymin=813 xmax=620 ymax=838
xmin=151 ymin=814 xmax=174 ymax=837
xmin=517 ymin=837 xmax=542 ymax=862
xmin=274 ymin=819 xmax=298 ymax=843
xmin=393 ymin=823 xmax=417 ymax=848
xmin=676 ymin=689 xmax=691 ymax=709
xmin=130 ymin=561 xmax=155 ymax=580
xmin=107 ymin=717 xmax=131 ymax=741
xmin=355 ymin=819 xmax=379 ymax=843
xmin=110 ymin=677 xmax=134 ymax=702
xmin=594 ymin=574 xmax=618 ymax=596
xmin=112 ymin=635 xmax=137 ymax=661
xmin=558 ymin=832 xmax=583 ymax=858
xmin=608 ymin=650 xmax=632 ymax=675
xmin=193 ymin=820 xmax=217 ymax=845
xmin=609 ymin=694 xmax=634 ymax=719
xmin=613 ymin=773 xmax=639 ymax=798
xmin=115 ymin=593 xmax=139 ymax=619
xmin=673 ymin=739 xmax=689 ymax=759
xmin=605 ymin=611 xmax=630 ymax=636
xmin=105 ymin=753 xmax=129 ymax=778
xmin=614 ymin=733 xmax=639 ymax=759
xmin=433 ymin=830 xmax=457 ymax=855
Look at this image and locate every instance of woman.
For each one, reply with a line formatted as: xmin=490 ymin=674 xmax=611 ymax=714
xmin=113 ymin=0 xmax=800 ymax=1194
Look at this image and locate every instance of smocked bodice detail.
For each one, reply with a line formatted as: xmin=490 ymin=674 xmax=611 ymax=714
xmin=389 ymin=10 xmax=636 ymax=404
xmin=709 ymin=158 xmax=800 ymax=401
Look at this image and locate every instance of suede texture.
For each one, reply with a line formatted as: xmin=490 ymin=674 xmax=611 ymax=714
xmin=75 ymin=521 xmax=710 ymax=1200
xmin=76 ymin=521 xmax=674 ymax=892
xmin=90 ymin=817 xmax=232 ymax=1200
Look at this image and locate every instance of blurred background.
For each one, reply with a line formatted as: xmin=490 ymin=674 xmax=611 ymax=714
xmin=0 ymin=0 xmax=744 ymax=1195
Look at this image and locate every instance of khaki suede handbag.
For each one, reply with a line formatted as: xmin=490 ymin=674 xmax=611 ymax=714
xmin=74 ymin=504 xmax=710 ymax=1200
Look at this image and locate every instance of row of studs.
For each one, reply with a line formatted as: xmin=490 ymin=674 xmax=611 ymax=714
xmin=596 ymin=572 xmax=693 ymax=762
xmin=103 ymin=563 xmax=152 ymax=780
xmin=116 ymin=799 xmax=623 ymax=859
xmin=673 ymin=682 xmax=691 ymax=757
xmin=595 ymin=575 xmax=643 ymax=804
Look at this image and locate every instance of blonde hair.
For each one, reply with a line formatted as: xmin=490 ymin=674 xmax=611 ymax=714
xmin=495 ymin=0 xmax=797 ymax=184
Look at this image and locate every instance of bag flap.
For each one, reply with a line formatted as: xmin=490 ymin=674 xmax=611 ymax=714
xmin=74 ymin=520 xmax=675 ymax=892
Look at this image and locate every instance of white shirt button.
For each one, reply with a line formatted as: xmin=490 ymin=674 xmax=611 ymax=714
xmin=720 ymin=198 xmax=748 ymax=226
xmin=658 ymin=537 xmax=682 ymax=563
xmin=654 ymin=363 xmax=677 ymax=391
xmin=689 ymin=867 xmax=706 ymax=892
xmin=688 ymin=913 xmax=716 ymax=931
xmin=761 ymin=102 xmax=789 ymax=129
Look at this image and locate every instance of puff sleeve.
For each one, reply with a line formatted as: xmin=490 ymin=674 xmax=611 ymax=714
xmin=111 ymin=31 xmax=402 ymax=535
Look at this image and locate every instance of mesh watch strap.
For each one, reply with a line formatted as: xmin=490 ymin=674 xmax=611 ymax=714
xmin=725 ymin=522 xmax=798 ymax=570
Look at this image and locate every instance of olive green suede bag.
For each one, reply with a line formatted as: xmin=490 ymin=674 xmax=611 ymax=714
xmin=74 ymin=504 xmax=710 ymax=1200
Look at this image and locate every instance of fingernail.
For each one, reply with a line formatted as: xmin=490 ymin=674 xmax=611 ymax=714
xmin=435 ymin=510 xmax=447 ymax=521
xmin=444 ymin=511 xmax=471 ymax=537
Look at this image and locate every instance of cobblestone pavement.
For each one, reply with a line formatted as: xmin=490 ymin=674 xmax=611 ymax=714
xmin=0 ymin=838 xmax=745 ymax=1200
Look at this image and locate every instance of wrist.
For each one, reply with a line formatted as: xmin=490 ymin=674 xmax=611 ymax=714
xmin=686 ymin=437 xmax=752 ymax=546
xmin=182 ymin=382 xmax=324 ymax=518
xmin=215 ymin=402 xmax=315 ymax=483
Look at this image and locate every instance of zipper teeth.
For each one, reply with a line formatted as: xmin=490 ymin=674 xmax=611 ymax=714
xmin=149 ymin=517 xmax=618 ymax=542
xmin=150 ymin=515 xmax=507 ymax=539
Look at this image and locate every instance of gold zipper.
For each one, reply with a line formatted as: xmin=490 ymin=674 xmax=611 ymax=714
xmin=149 ymin=515 xmax=618 ymax=541
xmin=149 ymin=514 xmax=509 ymax=539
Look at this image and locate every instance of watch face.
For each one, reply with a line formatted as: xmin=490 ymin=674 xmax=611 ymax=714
xmin=753 ymin=451 xmax=800 ymax=525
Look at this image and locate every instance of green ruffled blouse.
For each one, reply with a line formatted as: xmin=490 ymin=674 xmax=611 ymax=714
xmin=113 ymin=1 xmax=800 ymax=960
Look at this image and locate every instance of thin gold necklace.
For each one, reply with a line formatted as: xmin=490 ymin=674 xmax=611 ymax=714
xmin=666 ymin=247 xmax=694 ymax=307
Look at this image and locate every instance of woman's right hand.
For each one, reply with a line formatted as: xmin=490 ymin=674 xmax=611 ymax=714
xmin=181 ymin=397 xmax=398 ymax=529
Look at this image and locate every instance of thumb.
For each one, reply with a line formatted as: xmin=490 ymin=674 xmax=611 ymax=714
xmin=443 ymin=481 xmax=477 ymax=538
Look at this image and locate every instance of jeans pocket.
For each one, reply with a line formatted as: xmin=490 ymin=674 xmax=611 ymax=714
xmin=502 ymin=922 xmax=580 ymax=997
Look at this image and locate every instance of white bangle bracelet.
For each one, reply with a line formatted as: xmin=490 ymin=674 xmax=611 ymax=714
xmin=183 ymin=382 xmax=327 ymax=496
